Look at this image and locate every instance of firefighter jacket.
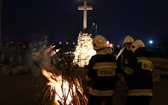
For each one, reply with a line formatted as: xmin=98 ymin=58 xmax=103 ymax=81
xmin=116 ymin=48 xmax=134 ymax=75
xmin=86 ymin=54 xmax=119 ymax=96
xmin=124 ymin=47 xmax=153 ymax=97
xmin=122 ymin=48 xmax=134 ymax=68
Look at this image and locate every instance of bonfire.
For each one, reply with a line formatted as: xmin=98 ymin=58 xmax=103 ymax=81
xmin=38 ymin=49 xmax=88 ymax=105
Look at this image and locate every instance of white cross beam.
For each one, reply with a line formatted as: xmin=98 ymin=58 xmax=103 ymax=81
xmin=78 ymin=0 xmax=93 ymax=29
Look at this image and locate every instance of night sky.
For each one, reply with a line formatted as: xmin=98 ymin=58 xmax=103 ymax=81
xmin=2 ymin=0 xmax=168 ymax=45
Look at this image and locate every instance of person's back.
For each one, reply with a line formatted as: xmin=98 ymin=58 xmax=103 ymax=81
xmin=124 ymin=39 xmax=153 ymax=105
xmin=88 ymin=54 xmax=118 ymax=92
xmin=85 ymin=35 xmax=118 ymax=105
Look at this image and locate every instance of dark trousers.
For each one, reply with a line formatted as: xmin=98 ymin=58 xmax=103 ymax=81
xmin=126 ymin=96 xmax=152 ymax=105
xmin=87 ymin=95 xmax=113 ymax=105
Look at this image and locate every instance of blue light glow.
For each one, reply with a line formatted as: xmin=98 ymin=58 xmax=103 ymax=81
xmin=149 ymin=40 xmax=153 ymax=44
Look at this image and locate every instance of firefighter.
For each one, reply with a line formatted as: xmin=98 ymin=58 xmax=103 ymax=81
xmin=121 ymin=35 xmax=134 ymax=69
xmin=124 ymin=39 xmax=153 ymax=105
xmin=116 ymin=35 xmax=134 ymax=79
xmin=85 ymin=35 xmax=119 ymax=105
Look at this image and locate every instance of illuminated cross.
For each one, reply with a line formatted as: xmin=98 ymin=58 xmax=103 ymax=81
xmin=78 ymin=0 xmax=93 ymax=29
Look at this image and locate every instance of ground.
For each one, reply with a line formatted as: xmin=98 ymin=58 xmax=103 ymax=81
xmin=0 ymin=73 xmax=46 ymax=105
xmin=0 ymin=72 xmax=168 ymax=105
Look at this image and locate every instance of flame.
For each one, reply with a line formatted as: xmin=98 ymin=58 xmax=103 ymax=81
xmin=42 ymin=69 xmax=76 ymax=105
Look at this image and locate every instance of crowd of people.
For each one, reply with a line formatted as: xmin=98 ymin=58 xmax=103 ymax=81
xmin=85 ymin=35 xmax=153 ymax=105
xmin=0 ymin=41 xmax=56 ymax=75
xmin=0 ymin=41 xmax=31 ymax=66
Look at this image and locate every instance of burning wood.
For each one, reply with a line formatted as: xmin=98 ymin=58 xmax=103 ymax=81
xmin=38 ymin=68 xmax=88 ymax=105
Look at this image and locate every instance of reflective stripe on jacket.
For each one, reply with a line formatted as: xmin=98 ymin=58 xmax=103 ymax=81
xmin=89 ymin=88 xmax=114 ymax=96
xmin=93 ymin=62 xmax=117 ymax=69
xmin=124 ymin=66 xmax=134 ymax=75
xmin=127 ymin=89 xmax=153 ymax=96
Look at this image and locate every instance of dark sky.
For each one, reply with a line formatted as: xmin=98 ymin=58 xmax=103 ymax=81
xmin=2 ymin=0 xmax=168 ymax=45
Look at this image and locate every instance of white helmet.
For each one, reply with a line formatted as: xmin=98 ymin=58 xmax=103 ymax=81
xmin=131 ymin=39 xmax=145 ymax=53
xmin=92 ymin=35 xmax=107 ymax=50
xmin=123 ymin=35 xmax=134 ymax=44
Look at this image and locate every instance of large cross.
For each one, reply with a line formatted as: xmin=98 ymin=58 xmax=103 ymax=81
xmin=78 ymin=0 xmax=93 ymax=29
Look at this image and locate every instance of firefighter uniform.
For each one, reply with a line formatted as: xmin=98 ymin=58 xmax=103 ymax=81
xmin=116 ymin=35 xmax=134 ymax=77
xmin=85 ymin=35 xmax=118 ymax=105
xmin=124 ymin=39 xmax=153 ymax=105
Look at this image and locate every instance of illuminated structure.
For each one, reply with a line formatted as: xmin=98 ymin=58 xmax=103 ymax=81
xmin=73 ymin=30 xmax=96 ymax=67
xmin=73 ymin=0 xmax=96 ymax=67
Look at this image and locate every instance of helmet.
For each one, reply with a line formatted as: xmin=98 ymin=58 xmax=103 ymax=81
xmin=123 ymin=35 xmax=134 ymax=44
xmin=92 ymin=35 xmax=107 ymax=50
xmin=131 ymin=39 xmax=145 ymax=53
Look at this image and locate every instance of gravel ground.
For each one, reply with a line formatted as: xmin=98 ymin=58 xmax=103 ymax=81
xmin=0 ymin=73 xmax=168 ymax=105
